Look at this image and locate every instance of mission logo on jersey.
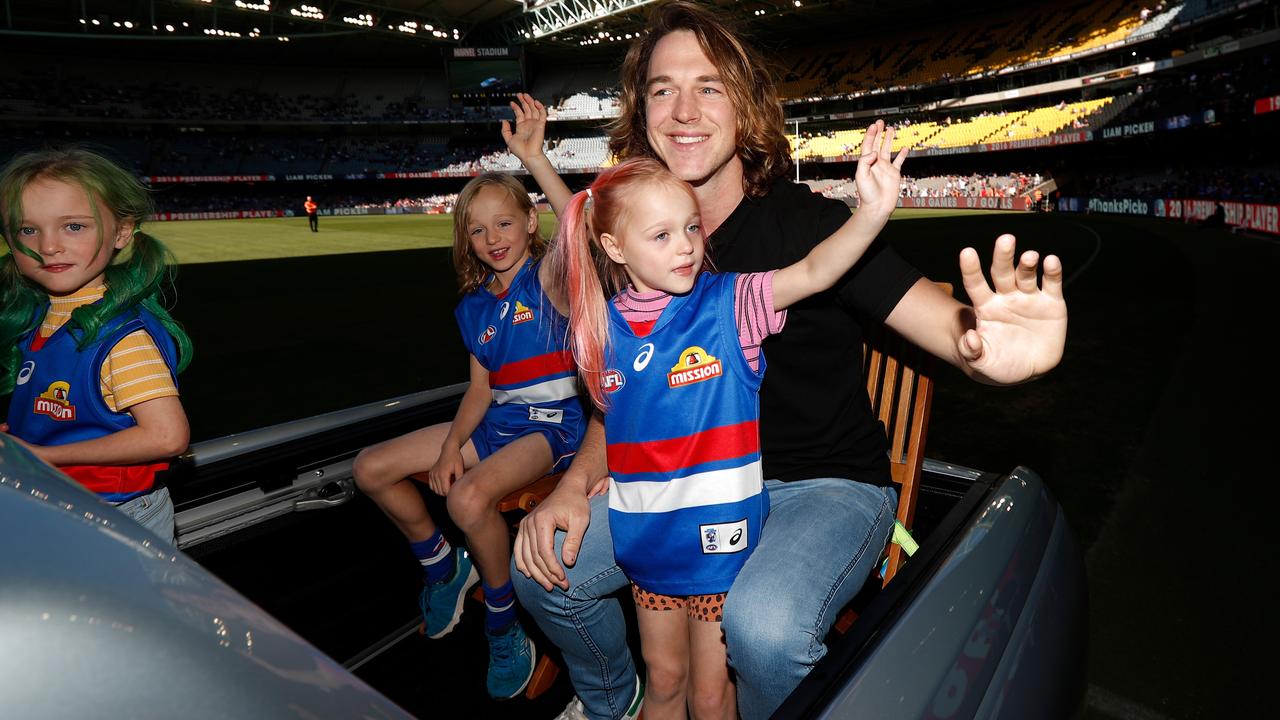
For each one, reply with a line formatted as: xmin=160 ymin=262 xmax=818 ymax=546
xmin=512 ymin=300 xmax=534 ymax=325
xmin=667 ymin=346 xmax=722 ymax=388
xmin=34 ymin=380 xmax=76 ymax=421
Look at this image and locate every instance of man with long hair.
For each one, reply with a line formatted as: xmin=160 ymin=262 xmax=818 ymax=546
xmin=511 ymin=3 xmax=1067 ymax=718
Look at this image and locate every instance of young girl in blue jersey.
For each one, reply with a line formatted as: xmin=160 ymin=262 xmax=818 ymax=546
xmin=351 ymin=171 xmax=585 ymax=699
xmin=549 ymin=121 xmax=907 ymax=718
xmin=0 ymin=148 xmax=193 ymax=544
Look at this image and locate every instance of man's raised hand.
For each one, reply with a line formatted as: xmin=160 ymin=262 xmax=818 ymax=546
xmin=957 ymin=234 xmax=1067 ymax=384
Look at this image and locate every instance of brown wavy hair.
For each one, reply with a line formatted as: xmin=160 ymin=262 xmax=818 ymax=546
xmin=451 ymin=172 xmax=547 ymax=293
xmin=607 ymin=0 xmax=792 ymax=198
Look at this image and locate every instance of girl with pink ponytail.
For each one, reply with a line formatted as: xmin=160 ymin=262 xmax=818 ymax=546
xmin=534 ymin=119 xmax=909 ymax=718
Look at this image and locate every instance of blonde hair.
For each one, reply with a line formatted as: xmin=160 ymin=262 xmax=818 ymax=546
xmin=549 ymin=158 xmax=702 ymax=409
xmin=451 ymin=173 xmax=547 ymax=293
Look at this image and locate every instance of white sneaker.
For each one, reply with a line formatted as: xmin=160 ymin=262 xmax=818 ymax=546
xmin=553 ymin=696 xmax=588 ymax=720
xmin=554 ymin=675 xmax=644 ymax=720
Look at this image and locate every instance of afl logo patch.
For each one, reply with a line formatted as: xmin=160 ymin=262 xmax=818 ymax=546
xmin=700 ymin=519 xmax=748 ymax=554
xmin=478 ymin=325 xmax=497 ymax=345
xmin=667 ymin=346 xmax=722 ymax=388
xmin=601 ymin=369 xmax=626 ymax=393
xmin=16 ymin=360 xmax=35 ymax=386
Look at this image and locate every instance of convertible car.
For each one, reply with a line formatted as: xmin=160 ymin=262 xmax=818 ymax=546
xmin=0 ymin=382 xmax=1086 ymax=718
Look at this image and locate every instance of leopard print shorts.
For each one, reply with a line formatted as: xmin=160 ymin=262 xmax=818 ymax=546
xmin=632 ymin=586 xmax=726 ymax=622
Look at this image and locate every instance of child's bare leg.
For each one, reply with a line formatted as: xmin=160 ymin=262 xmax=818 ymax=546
xmin=352 ymin=422 xmax=476 ymax=541
xmin=637 ymin=602 xmax=692 ymax=720
xmin=688 ymin=617 xmax=736 ymax=720
xmin=446 ymin=432 xmax=553 ymax=585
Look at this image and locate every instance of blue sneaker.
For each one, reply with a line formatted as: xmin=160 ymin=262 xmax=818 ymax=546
xmin=485 ymin=621 xmax=536 ymax=700
xmin=419 ymin=548 xmax=479 ymax=639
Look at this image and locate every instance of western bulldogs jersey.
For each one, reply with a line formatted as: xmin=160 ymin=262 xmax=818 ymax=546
xmin=455 ymin=257 xmax=584 ymax=445
xmin=605 ymin=272 xmax=769 ymax=595
xmin=7 ymin=306 xmax=179 ymax=502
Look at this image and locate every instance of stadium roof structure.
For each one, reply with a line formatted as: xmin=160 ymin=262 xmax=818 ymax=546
xmin=2 ymin=0 xmax=1027 ymax=53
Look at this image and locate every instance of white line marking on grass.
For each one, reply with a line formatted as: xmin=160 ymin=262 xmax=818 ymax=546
xmin=1085 ymin=683 xmax=1176 ymax=720
xmin=1065 ymin=221 xmax=1103 ymax=291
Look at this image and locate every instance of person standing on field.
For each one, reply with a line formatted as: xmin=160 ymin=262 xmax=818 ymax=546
xmin=304 ymin=196 xmax=318 ymax=232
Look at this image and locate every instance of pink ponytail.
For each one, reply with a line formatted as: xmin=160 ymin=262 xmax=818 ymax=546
xmin=549 ymin=189 xmax=613 ymax=410
xmin=548 ymin=158 xmax=700 ymax=410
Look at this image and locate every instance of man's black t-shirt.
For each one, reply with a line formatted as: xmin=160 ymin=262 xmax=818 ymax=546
xmin=709 ymin=177 xmax=922 ymax=485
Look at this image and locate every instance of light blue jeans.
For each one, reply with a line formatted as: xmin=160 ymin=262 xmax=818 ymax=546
xmin=114 ymin=485 xmax=175 ymax=544
xmin=511 ymin=478 xmax=897 ymax=720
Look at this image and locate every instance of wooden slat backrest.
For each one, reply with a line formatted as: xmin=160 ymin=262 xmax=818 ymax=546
xmin=862 ymin=281 xmax=950 ymax=585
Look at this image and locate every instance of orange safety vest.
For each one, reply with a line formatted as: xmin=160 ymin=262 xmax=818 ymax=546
xmin=304 ymin=200 xmax=317 ymax=213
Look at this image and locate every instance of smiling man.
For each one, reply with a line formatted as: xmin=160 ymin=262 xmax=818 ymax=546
xmin=510 ymin=3 xmax=1068 ymax=719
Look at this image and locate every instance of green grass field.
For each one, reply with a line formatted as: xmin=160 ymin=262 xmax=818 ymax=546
xmin=150 ymin=209 xmax=1017 ymax=264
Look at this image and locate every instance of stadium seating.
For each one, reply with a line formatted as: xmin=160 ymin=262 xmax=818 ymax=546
xmin=789 ymin=96 xmax=1123 ymax=161
xmin=778 ymin=0 xmax=1179 ymax=99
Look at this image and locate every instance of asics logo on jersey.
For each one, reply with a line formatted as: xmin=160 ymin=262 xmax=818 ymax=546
xmin=701 ymin=519 xmax=748 ymax=554
xmin=499 ymin=302 xmax=511 ymax=319
xmin=528 ymin=407 xmax=563 ymax=424
xmin=633 ymin=343 xmax=655 ymax=372
xmin=16 ymin=361 xmax=35 ymax=386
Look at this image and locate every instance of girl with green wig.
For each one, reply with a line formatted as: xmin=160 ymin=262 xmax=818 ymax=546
xmin=1 ymin=147 xmax=193 ymax=543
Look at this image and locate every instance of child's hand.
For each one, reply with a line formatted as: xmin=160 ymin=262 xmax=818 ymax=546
xmin=854 ymin=119 xmax=909 ymax=220
xmin=501 ymin=93 xmax=549 ymax=163
xmin=586 ymin=476 xmax=611 ymax=498
xmin=1 ymin=430 xmax=41 ymax=456
xmin=428 ymin=446 xmax=464 ymax=496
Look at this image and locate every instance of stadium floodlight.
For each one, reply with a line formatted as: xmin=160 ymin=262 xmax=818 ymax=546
xmin=234 ymin=1 xmax=272 ymax=11
xmin=290 ymin=4 xmax=324 ymax=20
xmin=501 ymin=0 xmax=656 ymax=43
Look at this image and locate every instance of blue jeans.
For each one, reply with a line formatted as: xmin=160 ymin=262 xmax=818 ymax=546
xmin=114 ymin=485 xmax=175 ymax=544
xmin=511 ymin=478 xmax=897 ymax=720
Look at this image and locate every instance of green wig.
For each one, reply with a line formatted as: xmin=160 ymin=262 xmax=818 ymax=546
xmin=0 ymin=147 xmax=193 ymax=396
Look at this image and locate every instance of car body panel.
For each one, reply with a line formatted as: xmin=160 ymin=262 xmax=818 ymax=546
xmin=0 ymin=435 xmax=415 ymax=720
xmin=3 ymin=384 xmax=1087 ymax=719
xmin=783 ymin=467 xmax=1087 ymax=719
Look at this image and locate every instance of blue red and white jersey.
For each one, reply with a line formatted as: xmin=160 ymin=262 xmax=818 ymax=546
xmin=7 ymin=305 xmax=179 ymax=502
xmin=455 ymin=257 xmax=584 ymax=442
xmin=604 ymin=272 xmax=769 ymax=595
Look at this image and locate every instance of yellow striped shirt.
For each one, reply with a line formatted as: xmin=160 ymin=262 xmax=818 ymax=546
xmin=40 ymin=285 xmax=179 ymax=413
